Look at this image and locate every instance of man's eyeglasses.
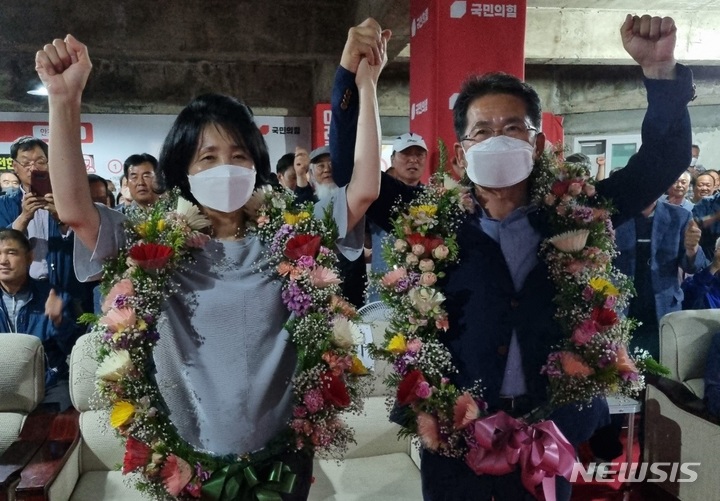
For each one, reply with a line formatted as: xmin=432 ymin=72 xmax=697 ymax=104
xmin=460 ymin=123 xmax=537 ymax=145
xmin=13 ymin=158 xmax=48 ymax=169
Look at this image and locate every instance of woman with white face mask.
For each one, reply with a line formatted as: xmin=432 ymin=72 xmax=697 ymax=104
xmin=37 ymin=24 xmax=388 ymax=500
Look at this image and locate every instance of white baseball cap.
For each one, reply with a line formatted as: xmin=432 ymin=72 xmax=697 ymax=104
xmin=392 ymin=133 xmax=427 ymax=153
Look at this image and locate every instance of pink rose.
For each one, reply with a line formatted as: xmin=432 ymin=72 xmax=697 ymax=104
xmin=406 ymin=338 xmax=422 ymax=352
xmin=584 ymin=184 xmax=597 ymax=197
xmin=568 ymin=182 xmax=583 ymax=196
xmin=415 ymin=381 xmax=432 ymax=399
xmin=405 ymin=254 xmax=419 ymax=266
xmin=432 ymin=245 xmax=449 ymax=260
xmin=412 ymin=244 xmax=426 ymax=257
xmin=420 ymin=272 xmax=437 ymax=286
xmin=381 ymin=267 xmax=407 ymax=288
xmin=615 ymin=345 xmax=638 ymax=375
xmin=419 ymin=259 xmax=435 ymax=272
xmin=543 ymin=193 xmax=557 ymax=206
xmin=394 ymin=239 xmax=408 ymax=252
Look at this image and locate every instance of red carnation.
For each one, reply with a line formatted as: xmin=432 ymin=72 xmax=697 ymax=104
xmin=284 ymin=234 xmax=322 ymax=261
xmin=128 ymin=243 xmax=174 ymax=271
xmin=123 ymin=436 xmax=152 ymax=474
xmin=406 ymin=233 xmax=425 ymax=248
xmin=551 ymin=180 xmax=571 ymax=197
xmin=397 ymin=369 xmax=427 ymax=406
xmin=320 ymin=371 xmax=351 ymax=408
xmin=591 ymin=306 xmax=618 ymax=329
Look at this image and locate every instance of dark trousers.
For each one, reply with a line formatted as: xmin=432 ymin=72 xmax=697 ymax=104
xmin=279 ymin=451 xmax=314 ymax=501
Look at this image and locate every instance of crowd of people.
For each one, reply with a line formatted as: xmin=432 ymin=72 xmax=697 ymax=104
xmin=0 ymin=11 xmax=718 ymax=501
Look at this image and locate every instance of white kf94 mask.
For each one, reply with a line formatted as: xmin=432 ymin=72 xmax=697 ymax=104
xmin=188 ymin=164 xmax=256 ymax=213
xmin=463 ymin=135 xmax=535 ymax=188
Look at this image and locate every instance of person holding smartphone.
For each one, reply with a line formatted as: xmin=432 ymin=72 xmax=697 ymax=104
xmin=0 ymin=136 xmax=93 ymax=317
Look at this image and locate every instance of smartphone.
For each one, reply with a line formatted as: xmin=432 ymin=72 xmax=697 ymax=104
xmin=31 ymin=171 xmax=52 ymax=197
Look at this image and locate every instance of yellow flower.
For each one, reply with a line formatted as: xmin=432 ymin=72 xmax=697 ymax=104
xmin=283 ymin=211 xmax=311 ymax=225
xmin=349 ymin=355 xmax=369 ymax=375
xmin=409 ymin=205 xmax=437 ymax=219
xmin=110 ymin=401 xmax=136 ymax=428
xmin=136 ymin=222 xmax=148 ymax=238
xmin=589 ymin=277 xmax=619 ymax=296
xmin=157 ymin=219 xmax=166 ymax=232
xmin=387 ymin=334 xmax=407 ymax=355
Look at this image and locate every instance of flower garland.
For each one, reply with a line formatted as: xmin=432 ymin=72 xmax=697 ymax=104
xmin=89 ymin=188 xmax=369 ymax=500
xmin=370 ymin=150 xmax=664 ymax=496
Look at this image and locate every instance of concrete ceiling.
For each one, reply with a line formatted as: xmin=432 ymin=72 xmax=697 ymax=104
xmin=1 ymin=0 xmax=719 ymax=116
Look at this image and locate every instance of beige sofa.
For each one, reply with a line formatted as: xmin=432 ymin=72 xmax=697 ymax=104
xmin=0 ymin=334 xmax=48 ymax=501
xmin=644 ymin=309 xmax=720 ymax=501
xmin=16 ymin=333 xmax=148 ymax=501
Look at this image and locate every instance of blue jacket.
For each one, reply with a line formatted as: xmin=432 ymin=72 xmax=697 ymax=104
xmin=329 ymin=64 xmax=694 ymax=422
xmin=692 ymin=194 xmax=720 ymax=260
xmin=615 ymin=200 xmax=709 ymax=322
xmin=0 ymin=279 xmax=79 ymax=386
xmin=0 ymin=189 xmax=93 ymax=312
xmin=681 ymin=267 xmax=720 ymax=310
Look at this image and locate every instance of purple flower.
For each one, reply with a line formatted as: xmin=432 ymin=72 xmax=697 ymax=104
xmin=281 ymin=282 xmax=312 ymax=315
xmin=572 ymin=206 xmax=594 ymax=223
xmin=296 ymin=255 xmax=316 ymax=268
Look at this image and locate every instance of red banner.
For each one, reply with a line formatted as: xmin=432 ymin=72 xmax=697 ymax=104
xmin=312 ymin=103 xmax=332 ymax=149
xmin=410 ymin=0 xmax=528 ymax=181
xmin=542 ymin=112 xmax=564 ymax=155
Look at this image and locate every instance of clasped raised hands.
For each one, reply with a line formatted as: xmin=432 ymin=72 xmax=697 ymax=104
xmin=35 ymin=34 xmax=92 ymax=99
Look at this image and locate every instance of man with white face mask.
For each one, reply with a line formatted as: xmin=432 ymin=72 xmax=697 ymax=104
xmin=330 ymin=14 xmax=694 ymax=501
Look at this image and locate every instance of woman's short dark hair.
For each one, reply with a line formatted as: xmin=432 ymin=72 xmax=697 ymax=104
xmin=156 ymin=93 xmax=275 ymax=204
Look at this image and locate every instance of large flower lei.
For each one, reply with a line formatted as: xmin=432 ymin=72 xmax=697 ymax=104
xmin=370 ymin=150 xmax=664 ymax=497
xmin=89 ymin=188 xmax=368 ymax=500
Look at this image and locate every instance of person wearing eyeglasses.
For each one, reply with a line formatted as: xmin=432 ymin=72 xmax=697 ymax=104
xmin=0 ymin=136 xmax=93 ymax=318
xmin=330 ymin=15 xmax=694 ymax=501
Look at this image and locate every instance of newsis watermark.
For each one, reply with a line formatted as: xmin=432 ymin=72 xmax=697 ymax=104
xmin=571 ymin=462 xmax=701 ymax=483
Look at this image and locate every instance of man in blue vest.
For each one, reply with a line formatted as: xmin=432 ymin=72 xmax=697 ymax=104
xmin=330 ymin=15 xmax=694 ymax=501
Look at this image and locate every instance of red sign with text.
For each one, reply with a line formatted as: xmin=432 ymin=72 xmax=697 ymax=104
xmin=410 ymin=0 xmax=528 ymax=180
xmin=312 ymin=103 xmax=332 ymax=149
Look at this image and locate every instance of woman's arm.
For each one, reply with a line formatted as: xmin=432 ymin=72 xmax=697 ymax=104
xmin=344 ymin=24 xmax=391 ymax=231
xmin=35 ymin=35 xmax=100 ymax=250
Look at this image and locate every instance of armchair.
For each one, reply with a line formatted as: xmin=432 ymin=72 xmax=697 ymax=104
xmin=0 ymin=333 xmax=50 ymax=501
xmin=644 ymin=309 xmax=720 ymax=501
xmin=15 ymin=333 xmax=147 ymax=500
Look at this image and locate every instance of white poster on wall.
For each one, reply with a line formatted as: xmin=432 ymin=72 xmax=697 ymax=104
xmin=0 ymin=112 xmax=311 ymax=183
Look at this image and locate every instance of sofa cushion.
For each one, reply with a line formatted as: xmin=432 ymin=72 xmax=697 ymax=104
xmin=0 ymin=413 xmax=24 ymax=456
xmin=341 ymin=396 xmax=408 ymax=459
xmin=70 ymin=333 xmax=100 ymax=412
xmin=0 ymin=334 xmax=44 ymax=412
xmin=310 ymin=452 xmax=422 ymax=500
xmin=79 ymin=410 xmax=125 ymax=472
xmin=70 ymin=471 xmax=151 ymax=500
xmin=685 ymin=378 xmax=705 ymax=399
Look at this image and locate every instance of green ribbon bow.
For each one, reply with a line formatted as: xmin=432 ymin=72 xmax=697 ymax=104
xmin=202 ymin=460 xmax=296 ymax=501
